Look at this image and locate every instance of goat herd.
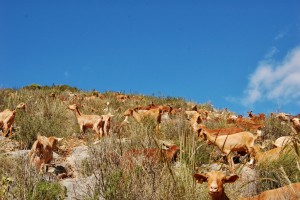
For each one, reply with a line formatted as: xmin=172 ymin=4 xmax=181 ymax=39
xmin=1 ymin=92 xmax=300 ymax=200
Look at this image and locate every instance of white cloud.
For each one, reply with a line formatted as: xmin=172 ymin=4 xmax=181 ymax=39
xmin=264 ymin=46 xmax=279 ymax=59
xmin=274 ymin=32 xmax=285 ymax=41
xmin=242 ymin=46 xmax=300 ymax=106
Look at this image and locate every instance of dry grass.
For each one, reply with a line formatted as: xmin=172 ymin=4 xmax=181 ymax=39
xmin=0 ymin=85 xmax=299 ymax=199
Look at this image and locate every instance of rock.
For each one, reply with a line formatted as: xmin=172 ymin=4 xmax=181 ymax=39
xmin=65 ymin=145 xmax=89 ymax=177
xmin=60 ymin=175 xmax=98 ymax=200
xmin=5 ymin=150 xmax=30 ymax=158
xmin=53 ymin=152 xmax=60 ymax=160
xmin=236 ymin=165 xmax=258 ymax=198
xmin=198 ymin=163 xmax=228 ymax=172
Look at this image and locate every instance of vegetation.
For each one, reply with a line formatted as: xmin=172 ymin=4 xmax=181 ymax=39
xmin=0 ymin=84 xmax=299 ymax=199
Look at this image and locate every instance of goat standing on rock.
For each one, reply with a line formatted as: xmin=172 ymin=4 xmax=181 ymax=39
xmin=29 ymin=135 xmax=63 ymax=172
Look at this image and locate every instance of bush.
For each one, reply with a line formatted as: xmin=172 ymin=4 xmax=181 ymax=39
xmin=31 ymin=180 xmax=66 ymax=200
xmin=263 ymin=116 xmax=292 ymax=141
xmin=1 ymin=84 xmax=300 ymax=200
xmin=0 ymin=155 xmax=65 ymax=199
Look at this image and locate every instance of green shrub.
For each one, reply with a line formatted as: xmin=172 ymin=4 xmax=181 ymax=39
xmin=22 ymin=84 xmax=42 ymax=90
xmin=31 ymin=180 xmax=66 ymax=200
xmin=0 ymin=155 xmax=65 ymax=200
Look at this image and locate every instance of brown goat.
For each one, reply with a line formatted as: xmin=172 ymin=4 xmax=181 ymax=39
xmin=99 ymin=113 xmax=114 ymax=137
xmin=121 ymin=144 xmax=180 ymax=169
xmin=196 ymin=125 xmax=245 ymax=140
xmin=194 ymin=170 xmax=239 ymax=200
xmin=248 ymin=111 xmax=266 ymax=124
xmin=29 ymin=135 xmax=63 ymax=171
xmin=0 ymin=103 xmax=26 ymax=137
xmin=123 ymin=108 xmax=162 ymax=132
xmin=234 ymin=117 xmax=264 ymax=136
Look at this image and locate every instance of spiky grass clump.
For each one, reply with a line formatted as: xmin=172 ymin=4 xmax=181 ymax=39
xmin=79 ymin=135 xmax=209 ymax=200
xmin=0 ymin=155 xmax=65 ymax=199
xmin=263 ymin=116 xmax=292 ymax=141
xmin=256 ymin=147 xmax=300 ymax=194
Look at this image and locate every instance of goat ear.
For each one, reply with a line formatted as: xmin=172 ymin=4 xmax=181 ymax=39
xmin=55 ymin=137 xmax=63 ymax=142
xmin=36 ymin=140 xmax=43 ymax=149
xmin=194 ymin=173 xmax=208 ymax=184
xmin=196 ymin=116 xmax=202 ymax=124
xmin=162 ymin=143 xmax=169 ymax=150
xmin=224 ymin=174 xmax=239 ymax=183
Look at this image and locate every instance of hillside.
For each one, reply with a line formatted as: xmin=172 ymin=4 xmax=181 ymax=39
xmin=0 ymin=84 xmax=299 ymax=200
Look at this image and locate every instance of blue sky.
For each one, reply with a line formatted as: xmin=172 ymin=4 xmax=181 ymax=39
xmin=1 ymin=1 xmax=300 ymax=115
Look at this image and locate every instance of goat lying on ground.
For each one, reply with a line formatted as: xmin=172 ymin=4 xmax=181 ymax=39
xmin=199 ymin=128 xmax=257 ymax=172
xmin=194 ymin=170 xmax=239 ymax=200
xmin=252 ymin=145 xmax=289 ymax=164
xmin=29 ymin=135 xmax=63 ymax=171
xmin=121 ymin=143 xmax=180 ymax=170
xmin=240 ymin=182 xmax=300 ymax=200
xmin=0 ymin=103 xmax=26 ymax=137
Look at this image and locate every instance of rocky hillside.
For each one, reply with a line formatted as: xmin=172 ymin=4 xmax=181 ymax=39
xmin=0 ymin=84 xmax=299 ymax=199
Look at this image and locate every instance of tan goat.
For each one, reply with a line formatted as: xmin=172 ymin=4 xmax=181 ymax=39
xmin=121 ymin=143 xmax=180 ymax=170
xmin=123 ymin=108 xmax=162 ymax=132
xmin=194 ymin=170 xmax=239 ymax=200
xmin=99 ymin=113 xmax=114 ymax=137
xmin=199 ymin=128 xmax=257 ymax=172
xmin=252 ymin=145 xmax=287 ymax=164
xmin=68 ymin=104 xmax=107 ymax=139
xmin=29 ymin=135 xmax=63 ymax=171
xmin=240 ymin=182 xmax=300 ymax=200
xmin=196 ymin=125 xmax=244 ymax=140
xmin=188 ymin=112 xmax=203 ymax=134
xmin=291 ymin=117 xmax=300 ymax=132
xmin=0 ymin=102 xmax=26 ymax=137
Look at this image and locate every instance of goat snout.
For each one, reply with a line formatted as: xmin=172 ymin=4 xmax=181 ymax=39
xmin=209 ymin=184 xmax=218 ymax=193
